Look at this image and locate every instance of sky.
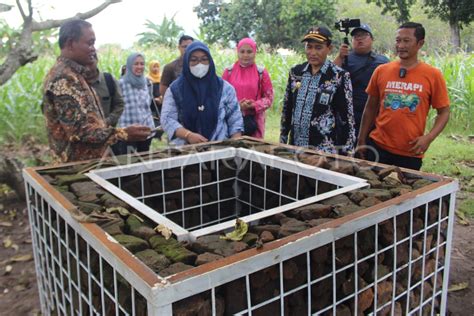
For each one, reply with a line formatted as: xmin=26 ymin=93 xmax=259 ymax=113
xmin=2 ymin=0 xmax=201 ymax=48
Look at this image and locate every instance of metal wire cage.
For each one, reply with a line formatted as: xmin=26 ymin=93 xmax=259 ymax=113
xmin=23 ymin=140 xmax=458 ymax=315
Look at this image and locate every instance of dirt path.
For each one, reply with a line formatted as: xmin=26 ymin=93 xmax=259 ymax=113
xmin=0 ymin=193 xmax=472 ymax=315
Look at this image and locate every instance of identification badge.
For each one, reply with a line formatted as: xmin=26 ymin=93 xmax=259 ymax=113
xmin=318 ymin=92 xmax=331 ymax=105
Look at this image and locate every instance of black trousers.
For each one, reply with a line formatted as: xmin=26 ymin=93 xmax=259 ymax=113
xmin=366 ymin=138 xmax=422 ymax=171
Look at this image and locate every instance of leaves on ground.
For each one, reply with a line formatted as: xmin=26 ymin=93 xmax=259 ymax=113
xmin=154 ymin=224 xmax=173 ymax=240
xmin=455 ymin=211 xmax=470 ymax=226
xmin=9 ymin=254 xmax=33 ymax=262
xmin=4 ymin=265 xmax=12 ymax=275
xmin=105 ymin=206 xmax=130 ymax=217
xmin=3 ymin=236 xmax=12 ymax=248
xmin=220 ymin=218 xmax=248 ymax=241
xmin=449 ymin=282 xmax=469 ymax=292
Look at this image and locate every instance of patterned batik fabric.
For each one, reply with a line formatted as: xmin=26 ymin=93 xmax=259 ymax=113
xmin=43 ymin=57 xmax=118 ymax=163
xmin=280 ymin=60 xmax=356 ymax=155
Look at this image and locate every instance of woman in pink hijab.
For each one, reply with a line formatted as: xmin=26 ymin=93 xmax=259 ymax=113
xmin=222 ymin=38 xmax=274 ymax=139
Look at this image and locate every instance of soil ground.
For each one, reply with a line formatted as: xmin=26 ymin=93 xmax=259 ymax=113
xmin=0 ymin=194 xmax=472 ymax=315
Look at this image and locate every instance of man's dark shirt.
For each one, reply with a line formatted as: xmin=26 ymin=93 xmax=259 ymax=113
xmin=161 ymin=57 xmax=184 ymax=88
xmin=90 ymin=72 xmax=124 ymax=127
xmin=343 ymin=51 xmax=389 ymax=134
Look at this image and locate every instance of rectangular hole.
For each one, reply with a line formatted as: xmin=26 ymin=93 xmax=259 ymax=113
xmin=317 ymin=181 xmax=337 ymax=194
xmin=202 ymin=183 xmax=218 ymax=204
xmin=250 ymin=264 xmax=280 ymax=307
xmin=163 ymin=168 xmax=181 ymax=192
xmin=219 ymin=199 xmax=237 ymax=220
xmin=281 ymin=171 xmax=297 ymax=199
xmin=164 ymin=192 xmax=182 ymax=212
xmin=183 ymin=188 xmax=200 ymax=208
xmin=217 ymin=277 xmax=248 ymax=315
xmin=250 ymin=186 xmax=265 ymax=210
xmin=283 ymin=254 xmax=307 ymax=292
xmin=120 ymin=175 xmax=142 ymax=197
xmin=144 ymin=196 xmax=164 ymax=212
xmin=144 ymin=170 xmax=162 ymax=195
xmin=284 ymin=288 xmax=308 ymax=315
xmin=235 ymin=158 xmax=250 ymax=182
xmin=265 ymin=167 xmax=280 ymax=193
xmin=396 ymin=213 xmax=410 ymax=242
xmin=216 ymin=158 xmax=235 ymax=181
xmin=298 ymin=175 xmax=315 ymax=199
xmin=337 ymin=266 xmax=355 ymax=301
xmin=184 ymin=208 xmax=201 ymax=229
xmin=310 ymin=244 xmax=332 ymax=281
xmin=219 ymin=181 xmax=234 ymax=200
xmin=311 ymin=277 xmax=333 ymax=313
xmin=335 ymin=235 xmax=355 ymax=269
xmin=252 ymin=162 xmax=265 ymax=187
xmin=183 ymin=164 xmax=200 ymax=188
xmin=408 ymin=284 xmax=422 ymax=312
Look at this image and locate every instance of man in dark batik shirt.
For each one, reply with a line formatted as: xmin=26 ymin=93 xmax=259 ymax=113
xmin=280 ymin=26 xmax=355 ymax=155
xmin=43 ymin=19 xmax=150 ymax=163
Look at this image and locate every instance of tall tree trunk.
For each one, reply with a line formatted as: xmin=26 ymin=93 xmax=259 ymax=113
xmin=449 ymin=20 xmax=461 ymax=52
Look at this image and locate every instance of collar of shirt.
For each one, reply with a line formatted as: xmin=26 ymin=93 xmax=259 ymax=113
xmin=302 ymin=60 xmax=330 ymax=75
xmin=57 ymin=56 xmax=88 ymax=76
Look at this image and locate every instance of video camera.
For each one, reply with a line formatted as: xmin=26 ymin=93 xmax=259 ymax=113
xmin=335 ymin=18 xmax=361 ymax=45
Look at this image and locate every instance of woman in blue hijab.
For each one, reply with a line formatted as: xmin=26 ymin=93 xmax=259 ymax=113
xmin=161 ymin=41 xmax=243 ymax=145
xmin=116 ymin=52 xmax=155 ymax=154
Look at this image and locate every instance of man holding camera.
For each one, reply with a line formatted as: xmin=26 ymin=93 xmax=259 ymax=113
xmin=334 ymin=23 xmax=389 ymax=138
xmin=356 ymin=22 xmax=450 ymax=170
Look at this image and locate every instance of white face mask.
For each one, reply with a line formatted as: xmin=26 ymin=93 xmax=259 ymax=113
xmin=190 ymin=63 xmax=209 ymax=78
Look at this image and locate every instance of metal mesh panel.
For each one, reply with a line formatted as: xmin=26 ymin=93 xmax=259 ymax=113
xmin=22 ymin=142 xmax=457 ymax=316
xmin=26 ymin=183 xmax=148 ymax=316
xmin=169 ymin=194 xmax=453 ymax=315
xmin=88 ymin=148 xmax=367 ymax=240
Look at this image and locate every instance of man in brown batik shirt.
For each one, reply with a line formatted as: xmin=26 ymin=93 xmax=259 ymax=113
xmin=43 ymin=19 xmax=150 ymax=163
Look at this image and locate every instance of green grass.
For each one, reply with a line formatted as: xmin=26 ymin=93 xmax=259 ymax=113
xmin=459 ymin=199 xmax=474 ymax=217
xmin=422 ymin=135 xmax=474 ymax=177
xmin=0 ymin=46 xmax=472 ymax=145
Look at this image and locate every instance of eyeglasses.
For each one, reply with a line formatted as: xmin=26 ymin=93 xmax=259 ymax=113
xmin=352 ymin=32 xmax=370 ymax=39
xmin=189 ymin=56 xmax=210 ymax=65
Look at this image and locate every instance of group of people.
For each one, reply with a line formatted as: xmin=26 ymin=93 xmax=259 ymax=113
xmin=43 ymin=18 xmax=449 ymax=171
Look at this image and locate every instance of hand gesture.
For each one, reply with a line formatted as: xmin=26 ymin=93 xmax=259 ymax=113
xmin=124 ymin=125 xmax=151 ymax=141
xmin=338 ymin=44 xmax=350 ymax=60
xmin=186 ymin=132 xmax=208 ymax=144
xmin=409 ymin=135 xmax=432 ymax=156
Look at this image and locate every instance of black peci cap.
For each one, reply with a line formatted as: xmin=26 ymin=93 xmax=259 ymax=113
xmin=302 ymin=26 xmax=332 ymax=44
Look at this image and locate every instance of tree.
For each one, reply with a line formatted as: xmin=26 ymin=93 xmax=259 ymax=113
xmin=423 ymin=0 xmax=474 ymax=50
xmin=0 ymin=0 xmax=121 ymax=86
xmin=194 ymin=0 xmax=337 ymax=49
xmin=137 ymin=15 xmax=184 ymax=48
xmin=279 ymin=0 xmax=336 ymax=49
xmin=366 ymin=0 xmax=416 ymax=23
xmin=194 ymin=0 xmax=227 ymax=44
xmin=194 ymin=0 xmax=259 ymax=45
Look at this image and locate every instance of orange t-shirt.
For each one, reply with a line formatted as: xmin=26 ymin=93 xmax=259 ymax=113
xmin=366 ymin=61 xmax=449 ymax=157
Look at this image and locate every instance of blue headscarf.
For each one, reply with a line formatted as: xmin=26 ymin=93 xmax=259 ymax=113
xmin=170 ymin=41 xmax=223 ymax=140
xmin=123 ymin=53 xmax=147 ymax=89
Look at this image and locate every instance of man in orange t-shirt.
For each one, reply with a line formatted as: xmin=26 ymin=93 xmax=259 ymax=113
xmin=356 ymin=22 xmax=450 ymax=170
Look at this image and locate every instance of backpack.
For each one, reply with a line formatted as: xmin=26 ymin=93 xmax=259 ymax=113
xmin=103 ymin=72 xmax=116 ymax=97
